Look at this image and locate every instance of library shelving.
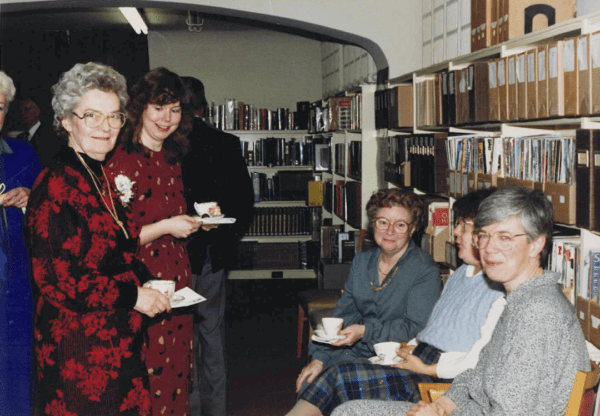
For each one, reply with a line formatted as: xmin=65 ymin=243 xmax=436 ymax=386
xmin=382 ymin=9 xmax=600 ymax=307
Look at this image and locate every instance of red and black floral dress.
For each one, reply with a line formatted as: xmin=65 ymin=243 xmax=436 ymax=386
xmin=26 ymin=148 xmax=153 ymax=416
xmin=107 ymin=145 xmax=193 ymax=416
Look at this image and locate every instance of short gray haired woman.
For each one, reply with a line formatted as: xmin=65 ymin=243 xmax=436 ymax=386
xmin=27 ymin=62 xmax=168 ymax=415
xmin=331 ymin=186 xmax=590 ymax=416
xmin=51 ymin=62 xmax=129 ymax=142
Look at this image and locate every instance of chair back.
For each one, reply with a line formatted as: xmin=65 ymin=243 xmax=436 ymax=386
xmin=418 ymin=383 xmax=451 ymax=404
xmin=565 ymin=360 xmax=600 ymax=416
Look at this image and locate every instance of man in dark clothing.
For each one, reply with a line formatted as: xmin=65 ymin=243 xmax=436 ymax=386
xmin=182 ymin=77 xmax=254 ymax=416
xmin=18 ymin=96 xmax=61 ymax=168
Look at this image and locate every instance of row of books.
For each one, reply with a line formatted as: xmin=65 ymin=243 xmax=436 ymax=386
xmin=208 ymin=100 xmax=310 ymax=131
xmin=470 ymin=0 xmax=574 ymax=52
xmin=417 ymin=31 xmax=600 ymax=128
xmin=374 ymin=85 xmax=413 ymax=130
xmin=333 ymin=141 xmax=362 ymax=178
xmin=383 ymin=133 xmax=449 ymax=194
xmin=446 ymin=134 xmax=575 ymax=185
xmin=241 ymin=137 xmax=314 ymax=167
xmin=320 ymin=226 xmax=361 ymax=264
xmin=310 ymin=95 xmax=362 ymax=133
xmin=251 ymin=170 xmax=313 ymax=202
xmin=245 ymin=206 xmax=319 ymax=237
xmin=331 ymin=180 xmax=362 ymax=229
xmin=233 ymin=241 xmax=318 ymax=270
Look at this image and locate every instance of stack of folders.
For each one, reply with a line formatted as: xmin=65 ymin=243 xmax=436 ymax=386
xmin=408 ymin=133 xmax=449 ymax=194
xmin=445 ymin=134 xmax=576 ymax=224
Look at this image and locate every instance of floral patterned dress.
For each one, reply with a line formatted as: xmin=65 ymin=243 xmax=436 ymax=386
xmin=107 ymin=145 xmax=193 ymax=416
xmin=26 ymin=148 xmax=152 ymax=416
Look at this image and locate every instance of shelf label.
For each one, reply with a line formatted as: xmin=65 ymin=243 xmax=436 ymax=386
xmin=528 ymin=53 xmax=536 ymax=83
xmin=578 ymin=37 xmax=589 ymax=71
xmin=563 ymin=39 xmax=575 ymax=73
xmin=489 ymin=61 xmax=497 ymax=89
xmin=538 ymin=50 xmax=546 ymax=81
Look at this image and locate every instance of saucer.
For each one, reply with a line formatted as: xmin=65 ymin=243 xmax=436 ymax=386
xmin=368 ymin=356 xmax=403 ymax=366
xmin=312 ymin=329 xmax=346 ymax=344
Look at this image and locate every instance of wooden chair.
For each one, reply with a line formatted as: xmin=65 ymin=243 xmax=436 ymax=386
xmin=418 ymin=360 xmax=600 ymax=416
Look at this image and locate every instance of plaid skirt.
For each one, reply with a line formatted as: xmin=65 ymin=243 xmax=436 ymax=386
xmin=300 ymin=343 xmax=452 ymax=416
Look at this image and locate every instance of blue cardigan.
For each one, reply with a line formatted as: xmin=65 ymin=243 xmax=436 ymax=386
xmin=0 ymin=138 xmax=42 ymax=415
xmin=310 ymin=241 xmax=441 ymax=367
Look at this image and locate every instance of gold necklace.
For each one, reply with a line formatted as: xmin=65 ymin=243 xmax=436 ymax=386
xmin=75 ymin=151 xmax=130 ymax=239
xmin=371 ymin=254 xmax=400 ymax=291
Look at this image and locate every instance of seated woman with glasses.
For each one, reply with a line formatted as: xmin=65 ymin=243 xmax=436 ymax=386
xmin=332 ymin=186 xmax=590 ymax=416
xmin=286 ymin=189 xmax=505 ymax=416
xmin=293 ymin=189 xmax=442 ymax=403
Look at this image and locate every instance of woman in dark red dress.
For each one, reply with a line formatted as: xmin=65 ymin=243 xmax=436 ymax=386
xmin=27 ymin=63 xmax=172 ymax=416
xmin=107 ymin=67 xmax=199 ymax=416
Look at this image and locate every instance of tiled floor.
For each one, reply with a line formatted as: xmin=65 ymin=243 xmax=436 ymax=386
xmin=225 ymin=278 xmax=316 ymax=416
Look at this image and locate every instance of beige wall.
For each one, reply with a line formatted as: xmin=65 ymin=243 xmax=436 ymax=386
xmin=148 ymin=29 xmax=323 ymax=110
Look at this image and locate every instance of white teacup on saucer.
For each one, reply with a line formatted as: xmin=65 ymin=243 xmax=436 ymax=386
xmin=374 ymin=341 xmax=401 ymax=364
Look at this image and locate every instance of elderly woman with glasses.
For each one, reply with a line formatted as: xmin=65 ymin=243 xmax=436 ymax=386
xmin=332 ymin=186 xmax=590 ymax=416
xmin=287 ymin=189 xmax=505 ymax=416
xmin=294 ymin=189 xmax=442 ymax=400
xmin=26 ymin=63 xmax=168 ymax=416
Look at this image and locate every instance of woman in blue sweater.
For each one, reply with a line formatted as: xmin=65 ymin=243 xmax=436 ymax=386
xmin=286 ymin=189 xmax=505 ymax=416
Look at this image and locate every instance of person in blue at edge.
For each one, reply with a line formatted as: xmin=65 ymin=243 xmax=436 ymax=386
xmin=0 ymin=70 xmax=43 ymax=415
xmin=295 ymin=188 xmax=442 ymax=398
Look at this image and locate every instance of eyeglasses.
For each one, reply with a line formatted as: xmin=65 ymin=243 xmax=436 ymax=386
xmin=454 ymin=218 xmax=474 ymax=229
xmin=374 ymin=218 xmax=413 ymax=234
xmin=472 ymin=231 xmax=528 ymax=251
xmin=72 ymin=111 xmax=126 ymax=129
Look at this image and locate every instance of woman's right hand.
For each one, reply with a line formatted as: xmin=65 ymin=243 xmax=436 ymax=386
xmin=295 ymin=359 xmax=324 ymax=392
xmin=166 ymin=215 xmax=201 ymax=238
xmin=134 ymin=286 xmax=171 ymax=317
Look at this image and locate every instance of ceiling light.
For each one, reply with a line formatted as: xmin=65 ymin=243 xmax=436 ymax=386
xmin=119 ymin=7 xmax=148 ymax=35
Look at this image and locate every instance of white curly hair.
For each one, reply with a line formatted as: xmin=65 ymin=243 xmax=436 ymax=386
xmin=0 ymin=71 xmax=17 ymax=112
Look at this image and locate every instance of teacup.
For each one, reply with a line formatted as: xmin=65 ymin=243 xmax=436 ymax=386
xmin=147 ymin=280 xmax=176 ymax=300
xmin=374 ymin=342 xmax=401 ymax=363
xmin=322 ymin=317 xmax=344 ymax=337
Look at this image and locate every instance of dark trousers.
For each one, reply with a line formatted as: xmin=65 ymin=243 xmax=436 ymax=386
xmin=190 ymin=250 xmax=227 ymax=416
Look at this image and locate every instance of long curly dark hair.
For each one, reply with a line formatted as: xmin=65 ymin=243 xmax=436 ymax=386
xmin=119 ymin=67 xmax=192 ymax=164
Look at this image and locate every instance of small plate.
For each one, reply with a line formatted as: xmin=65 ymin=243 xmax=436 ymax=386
xmin=368 ymin=356 xmax=403 ymax=366
xmin=195 ymin=217 xmax=236 ymax=225
xmin=312 ymin=329 xmax=346 ymax=344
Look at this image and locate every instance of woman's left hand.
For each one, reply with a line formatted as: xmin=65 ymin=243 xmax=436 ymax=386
xmin=332 ymin=324 xmax=365 ymax=347
xmin=2 ymin=187 xmax=30 ymax=208
xmin=393 ymin=347 xmax=430 ymax=374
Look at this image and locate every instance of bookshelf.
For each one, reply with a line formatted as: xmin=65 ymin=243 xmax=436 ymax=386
xmin=231 ymin=130 xmax=318 ymax=280
xmin=381 ymin=9 xmax=600 ymax=305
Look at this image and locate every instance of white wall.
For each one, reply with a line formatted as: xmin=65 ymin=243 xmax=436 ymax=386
xmin=148 ymin=30 xmax=322 ymax=109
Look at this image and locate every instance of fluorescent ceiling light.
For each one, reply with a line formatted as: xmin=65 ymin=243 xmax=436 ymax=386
xmin=119 ymin=7 xmax=148 ymax=35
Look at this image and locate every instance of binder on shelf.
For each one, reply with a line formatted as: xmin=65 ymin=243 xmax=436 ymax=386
xmin=457 ymin=69 xmax=469 ymax=125
xmin=545 ymin=181 xmax=576 ymax=225
xmin=471 ymin=0 xmax=480 ymax=51
xmin=507 ymin=55 xmax=518 ymax=121
xmin=488 ymin=59 xmax=500 ymax=121
xmin=590 ymin=302 xmax=600 ymax=347
xmin=591 ymin=32 xmax=600 ymax=115
xmin=548 ymin=41 xmax=565 ymax=117
xmin=593 ymin=131 xmax=600 ymax=232
xmin=471 ymin=62 xmax=489 ymax=123
xmin=576 ymin=129 xmax=592 ymax=230
xmin=563 ymin=37 xmax=578 ymax=116
xmin=442 ymin=72 xmax=449 ymax=125
xmin=307 ymin=181 xmax=323 ymax=207
xmin=498 ymin=57 xmax=509 ymax=121
xmin=396 ymin=84 xmax=414 ymax=128
xmin=448 ymin=72 xmax=457 ymax=126
xmin=577 ymin=35 xmax=591 ymax=116
xmin=526 ymin=49 xmax=538 ymax=119
xmin=537 ymin=45 xmax=550 ymax=119
xmin=516 ymin=52 xmax=527 ymax=120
